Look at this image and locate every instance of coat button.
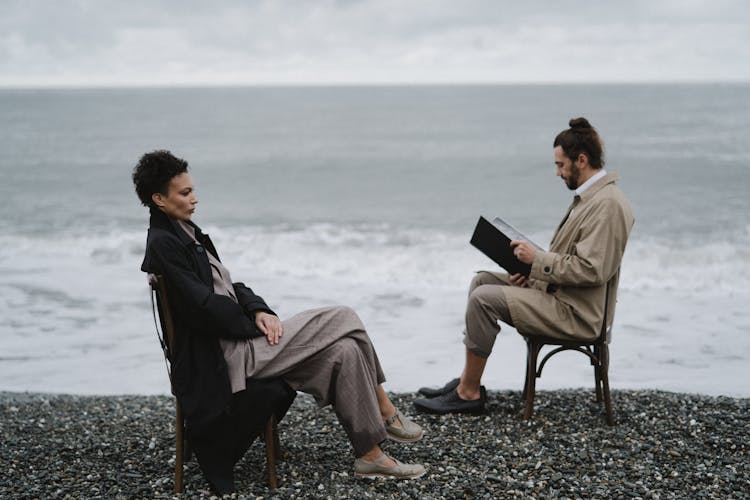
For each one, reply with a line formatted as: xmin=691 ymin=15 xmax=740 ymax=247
xmin=544 ymin=266 xmax=551 ymax=273
xmin=196 ymin=246 xmax=204 ymax=253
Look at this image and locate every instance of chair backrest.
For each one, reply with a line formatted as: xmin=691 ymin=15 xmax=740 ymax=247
xmin=148 ymin=274 xmax=178 ymax=384
xmin=147 ymin=274 xmax=188 ymax=493
xmin=600 ymin=270 xmax=619 ymax=344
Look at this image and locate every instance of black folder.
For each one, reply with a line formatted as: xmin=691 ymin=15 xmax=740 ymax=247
xmin=470 ymin=216 xmax=543 ymax=276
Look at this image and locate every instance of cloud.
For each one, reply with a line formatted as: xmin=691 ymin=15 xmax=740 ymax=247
xmin=0 ymin=0 xmax=748 ymax=86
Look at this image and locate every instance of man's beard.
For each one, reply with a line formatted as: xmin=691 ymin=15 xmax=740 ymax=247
xmin=564 ymin=164 xmax=580 ymax=190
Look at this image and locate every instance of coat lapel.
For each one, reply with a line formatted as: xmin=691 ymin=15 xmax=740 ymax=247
xmin=550 ymin=172 xmax=620 ymax=247
xmin=147 ymin=208 xmax=214 ymax=285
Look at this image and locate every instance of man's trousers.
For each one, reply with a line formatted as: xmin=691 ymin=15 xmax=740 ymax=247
xmin=463 ymin=271 xmax=516 ymax=358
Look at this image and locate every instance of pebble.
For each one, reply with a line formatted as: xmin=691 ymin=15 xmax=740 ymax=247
xmin=1 ymin=389 xmax=748 ymax=498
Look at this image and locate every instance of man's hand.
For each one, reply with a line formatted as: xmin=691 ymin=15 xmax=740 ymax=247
xmin=510 ymin=240 xmax=537 ymax=265
xmin=509 ymin=273 xmax=529 ymax=287
xmin=255 ymin=311 xmax=283 ymax=345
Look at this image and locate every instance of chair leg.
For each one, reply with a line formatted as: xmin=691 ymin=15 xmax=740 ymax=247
xmin=593 ymin=344 xmax=603 ymax=403
xmin=600 ymin=344 xmax=615 ymax=426
xmin=272 ymin=418 xmax=282 ymax=461
xmin=523 ymin=341 xmax=541 ymax=420
xmin=521 ymin=339 xmax=531 ymax=401
xmin=174 ymin=402 xmax=184 ymax=494
xmin=264 ymin=416 xmax=279 ymax=489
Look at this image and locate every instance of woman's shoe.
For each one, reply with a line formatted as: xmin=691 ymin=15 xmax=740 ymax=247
xmin=384 ymin=409 xmax=424 ymax=442
xmin=354 ymin=454 xmax=426 ymax=479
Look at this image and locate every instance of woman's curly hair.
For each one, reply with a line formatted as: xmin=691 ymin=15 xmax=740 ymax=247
xmin=132 ymin=150 xmax=189 ymax=208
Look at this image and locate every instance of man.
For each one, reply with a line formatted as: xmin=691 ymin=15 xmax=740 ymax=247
xmin=414 ymin=117 xmax=634 ymax=414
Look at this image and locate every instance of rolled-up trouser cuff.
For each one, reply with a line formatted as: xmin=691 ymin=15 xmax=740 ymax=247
xmin=463 ymin=333 xmax=492 ymax=358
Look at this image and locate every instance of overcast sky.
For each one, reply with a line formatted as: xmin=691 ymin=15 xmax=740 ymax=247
xmin=1 ymin=0 xmax=748 ymax=87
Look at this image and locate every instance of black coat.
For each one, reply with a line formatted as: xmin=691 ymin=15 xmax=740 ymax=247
xmin=140 ymin=207 xmax=273 ymax=430
xmin=141 ymin=208 xmax=295 ymax=493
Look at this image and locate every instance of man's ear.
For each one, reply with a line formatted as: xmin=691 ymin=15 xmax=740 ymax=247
xmin=577 ymin=153 xmax=589 ymax=168
xmin=151 ymin=192 xmax=165 ymax=208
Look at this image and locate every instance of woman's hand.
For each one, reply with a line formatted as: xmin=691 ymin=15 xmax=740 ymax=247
xmin=509 ymin=273 xmax=529 ymax=287
xmin=255 ymin=311 xmax=283 ymax=345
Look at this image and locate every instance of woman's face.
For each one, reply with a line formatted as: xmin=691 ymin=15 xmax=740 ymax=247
xmin=152 ymin=173 xmax=198 ymax=221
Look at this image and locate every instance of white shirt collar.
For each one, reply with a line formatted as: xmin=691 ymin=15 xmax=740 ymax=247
xmin=575 ymin=169 xmax=607 ymax=196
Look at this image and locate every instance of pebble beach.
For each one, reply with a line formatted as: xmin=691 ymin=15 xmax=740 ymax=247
xmin=1 ymin=389 xmax=748 ymax=499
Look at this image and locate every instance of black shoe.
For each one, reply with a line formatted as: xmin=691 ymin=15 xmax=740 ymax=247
xmin=417 ymin=378 xmax=460 ymax=398
xmin=413 ymin=387 xmax=486 ymax=415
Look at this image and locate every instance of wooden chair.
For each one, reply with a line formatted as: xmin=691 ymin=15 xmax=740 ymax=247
xmin=148 ymin=274 xmax=284 ymax=493
xmin=520 ymin=279 xmax=616 ymax=426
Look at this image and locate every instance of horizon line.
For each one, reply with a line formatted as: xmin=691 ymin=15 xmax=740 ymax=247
xmin=1 ymin=79 xmax=749 ymax=91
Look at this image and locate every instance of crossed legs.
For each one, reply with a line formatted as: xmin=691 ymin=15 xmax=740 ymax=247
xmin=250 ymin=305 xmax=423 ymax=474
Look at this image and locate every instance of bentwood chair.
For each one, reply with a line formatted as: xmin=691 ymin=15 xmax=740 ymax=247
xmin=520 ymin=279 xmax=617 ymax=426
xmin=148 ymin=274 xmax=285 ymax=493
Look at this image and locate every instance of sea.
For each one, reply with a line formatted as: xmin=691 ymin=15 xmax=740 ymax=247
xmin=1 ymin=84 xmax=748 ymax=397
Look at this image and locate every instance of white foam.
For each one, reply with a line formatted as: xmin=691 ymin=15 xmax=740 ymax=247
xmin=0 ymin=225 xmax=748 ymax=397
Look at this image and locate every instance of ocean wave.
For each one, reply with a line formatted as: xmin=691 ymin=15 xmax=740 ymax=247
xmin=0 ymin=223 xmax=748 ymax=294
xmin=1 ymin=224 xmax=748 ymax=395
xmin=620 ymin=237 xmax=750 ymax=295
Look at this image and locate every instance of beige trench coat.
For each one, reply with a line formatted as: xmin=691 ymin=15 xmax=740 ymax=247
xmin=505 ymin=172 xmax=634 ymax=341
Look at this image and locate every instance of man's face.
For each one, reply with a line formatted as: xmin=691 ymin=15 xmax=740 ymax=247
xmin=554 ymin=146 xmax=581 ymax=190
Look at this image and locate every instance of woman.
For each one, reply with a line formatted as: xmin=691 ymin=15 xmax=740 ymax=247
xmin=133 ymin=150 xmax=426 ymax=491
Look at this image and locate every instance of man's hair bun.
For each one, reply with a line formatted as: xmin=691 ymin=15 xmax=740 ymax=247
xmin=569 ymin=117 xmax=592 ymax=129
xmin=554 ymin=117 xmax=605 ymax=168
